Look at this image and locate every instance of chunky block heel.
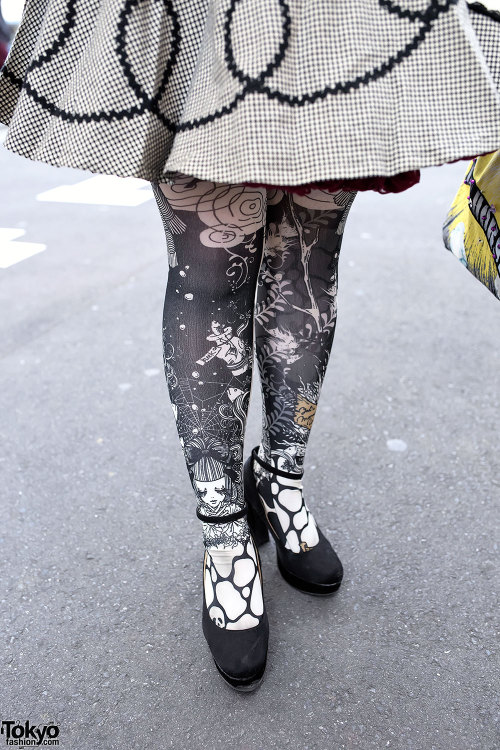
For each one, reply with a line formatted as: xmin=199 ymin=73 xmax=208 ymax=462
xmin=243 ymin=455 xmax=270 ymax=547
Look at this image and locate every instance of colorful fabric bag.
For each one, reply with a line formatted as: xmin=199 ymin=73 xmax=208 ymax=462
xmin=443 ymin=150 xmax=500 ymax=300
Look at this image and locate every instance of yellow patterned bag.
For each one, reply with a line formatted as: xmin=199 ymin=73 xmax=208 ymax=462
xmin=443 ymin=151 xmax=500 ymax=300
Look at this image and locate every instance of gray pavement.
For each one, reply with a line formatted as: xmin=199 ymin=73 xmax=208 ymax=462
xmin=1 ymin=124 xmax=499 ymax=750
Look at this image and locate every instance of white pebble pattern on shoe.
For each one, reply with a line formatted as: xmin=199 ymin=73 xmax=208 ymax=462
xmin=253 ymin=456 xmax=320 ymax=553
xmin=204 ymin=538 xmax=264 ymax=630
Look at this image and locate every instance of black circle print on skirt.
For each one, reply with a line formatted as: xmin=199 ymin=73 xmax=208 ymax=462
xmin=3 ymin=0 xmax=459 ymax=127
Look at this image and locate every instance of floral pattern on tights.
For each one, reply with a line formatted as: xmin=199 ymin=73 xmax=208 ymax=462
xmin=152 ymin=173 xmax=357 ymax=551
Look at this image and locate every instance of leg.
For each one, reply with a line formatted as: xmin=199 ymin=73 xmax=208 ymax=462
xmin=253 ymin=187 xmax=357 ymax=552
xmin=152 ymin=173 xmax=267 ymax=629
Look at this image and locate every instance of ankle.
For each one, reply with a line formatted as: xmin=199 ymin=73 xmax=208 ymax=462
xmin=256 ymin=442 xmax=305 ymax=476
xmin=201 ymin=515 xmax=251 ymax=550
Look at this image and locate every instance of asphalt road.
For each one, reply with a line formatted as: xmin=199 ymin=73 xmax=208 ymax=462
xmin=1 ymin=124 xmax=499 ymax=750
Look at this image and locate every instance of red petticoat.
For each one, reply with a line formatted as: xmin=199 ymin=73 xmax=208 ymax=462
xmin=243 ymin=170 xmax=420 ymax=195
xmin=242 ymin=153 xmax=494 ymax=196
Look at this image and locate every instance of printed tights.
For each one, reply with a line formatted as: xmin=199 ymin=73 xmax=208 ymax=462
xmin=151 ymin=173 xmax=356 ymax=629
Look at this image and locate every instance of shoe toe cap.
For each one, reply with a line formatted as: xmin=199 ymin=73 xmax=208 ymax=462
xmin=277 ymin=526 xmax=343 ymax=586
xmin=202 ymin=604 xmax=269 ymax=682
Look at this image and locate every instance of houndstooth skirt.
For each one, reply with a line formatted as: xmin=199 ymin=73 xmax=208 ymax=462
xmin=0 ymin=0 xmax=499 ymax=192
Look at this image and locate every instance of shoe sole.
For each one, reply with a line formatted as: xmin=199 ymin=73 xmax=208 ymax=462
xmin=212 ymin=656 xmax=266 ymax=692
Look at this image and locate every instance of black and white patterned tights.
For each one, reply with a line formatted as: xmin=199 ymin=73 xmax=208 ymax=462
xmin=152 ymin=173 xmax=356 ymax=629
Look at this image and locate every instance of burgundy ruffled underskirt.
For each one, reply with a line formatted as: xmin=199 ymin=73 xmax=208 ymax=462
xmin=243 ymin=170 xmax=420 ymax=195
xmin=242 ymin=153 xmax=493 ymax=195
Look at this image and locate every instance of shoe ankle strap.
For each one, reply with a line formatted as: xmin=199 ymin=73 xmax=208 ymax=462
xmin=251 ymin=446 xmax=304 ymax=479
xmin=196 ymin=506 xmax=248 ymax=524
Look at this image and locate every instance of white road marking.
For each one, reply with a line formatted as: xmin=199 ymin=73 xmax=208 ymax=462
xmin=481 ymin=0 xmax=500 ymax=12
xmin=2 ymin=0 xmax=26 ymax=23
xmin=36 ymin=175 xmax=153 ymax=206
xmin=0 ymin=228 xmax=46 ymax=268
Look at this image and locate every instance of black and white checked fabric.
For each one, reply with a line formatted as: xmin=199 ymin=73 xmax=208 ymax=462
xmin=469 ymin=3 xmax=500 ymax=90
xmin=0 ymin=0 xmax=499 ymax=185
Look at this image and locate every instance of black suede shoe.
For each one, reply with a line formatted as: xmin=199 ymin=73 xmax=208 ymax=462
xmin=198 ymin=505 xmax=269 ymax=692
xmin=243 ymin=445 xmax=343 ymax=596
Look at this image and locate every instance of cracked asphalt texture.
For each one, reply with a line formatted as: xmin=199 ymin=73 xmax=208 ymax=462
xmin=1 ymin=126 xmax=499 ymax=750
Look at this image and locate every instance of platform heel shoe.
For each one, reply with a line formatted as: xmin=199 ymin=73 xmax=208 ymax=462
xmin=243 ymin=445 xmax=343 ymax=596
xmin=197 ymin=504 xmax=269 ymax=692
